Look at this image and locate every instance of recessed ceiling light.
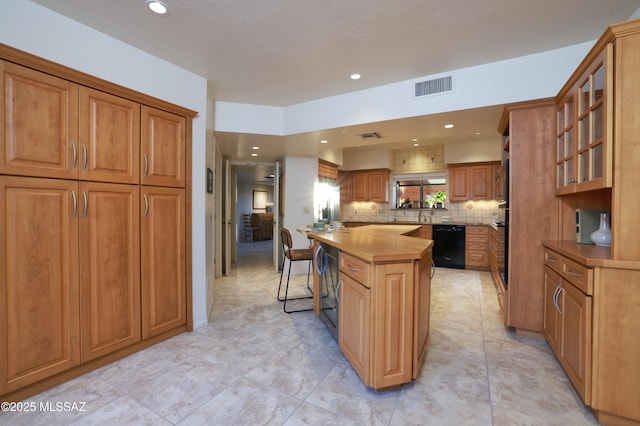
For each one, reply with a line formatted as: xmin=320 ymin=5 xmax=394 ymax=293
xmin=350 ymin=73 xmax=361 ymax=80
xmin=147 ymin=0 xmax=168 ymax=14
xmin=444 ymin=124 xmax=454 ymax=129
xmin=251 ymin=153 xmax=258 ymax=157
xmin=252 ymin=146 xmax=259 ymax=150
xmin=412 ymin=138 xmax=418 ymax=142
xmin=320 ymin=140 xmax=328 ymax=144
xmin=413 ymin=143 xmax=419 ymax=147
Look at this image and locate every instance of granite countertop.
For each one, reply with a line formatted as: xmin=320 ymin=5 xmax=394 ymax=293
xmin=300 ymin=224 xmax=433 ymax=263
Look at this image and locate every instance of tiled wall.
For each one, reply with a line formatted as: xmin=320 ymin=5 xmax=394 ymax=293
xmin=340 ymin=144 xmax=504 ymax=225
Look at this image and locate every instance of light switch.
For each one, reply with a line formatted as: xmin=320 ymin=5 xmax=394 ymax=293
xmin=303 ymin=207 xmax=310 ymax=214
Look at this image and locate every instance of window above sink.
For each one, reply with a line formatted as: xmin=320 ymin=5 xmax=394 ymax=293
xmin=393 ymin=172 xmax=447 ymax=209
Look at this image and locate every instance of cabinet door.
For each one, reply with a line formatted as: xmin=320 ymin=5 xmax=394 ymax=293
xmin=339 ymin=171 xmax=352 ymax=203
xmin=449 ymin=166 xmax=469 ymax=201
xmin=1 ymin=177 xmax=80 ymax=393
xmin=367 ymin=170 xmax=388 ymax=202
xmin=141 ymin=186 xmax=186 ymax=339
xmin=79 ymin=87 xmax=140 ymax=184
xmin=560 ymin=281 xmax=592 ymax=404
xmin=141 ymin=106 xmax=186 ymax=188
xmin=352 ymin=172 xmax=368 ymax=201
xmin=542 ymin=267 xmax=562 ymax=355
xmin=79 ymin=182 xmax=140 ymax=362
xmin=412 ymin=255 xmax=431 ymax=378
xmin=372 ymin=262 xmax=413 ymax=389
xmin=492 ymin=163 xmax=502 ymax=199
xmin=339 ymin=273 xmax=370 ymax=385
xmin=1 ymin=62 xmax=79 ymax=179
xmin=469 ymin=165 xmax=492 ymax=200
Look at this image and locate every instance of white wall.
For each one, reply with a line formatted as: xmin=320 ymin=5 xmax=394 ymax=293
xmin=342 ymin=146 xmax=392 ymax=170
xmin=283 ymin=156 xmax=317 ymax=275
xmin=1 ymin=0 xmax=209 ymax=329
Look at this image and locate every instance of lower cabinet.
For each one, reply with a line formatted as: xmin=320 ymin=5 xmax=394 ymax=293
xmin=465 ymin=225 xmax=488 ymax=269
xmin=338 ymin=251 xmax=428 ymax=390
xmin=543 ymin=266 xmax=592 ymax=403
xmin=1 ymin=178 xmax=187 ymax=398
xmin=79 ymin=182 xmax=141 ymax=362
xmin=338 ymin=272 xmax=370 ymax=383
xmin=542 ymin=243 xmax=640 ymax=424
xmin=1 ymin=177 xmax=80 ymax=394
xmin=141 ymin=186 xmax=186 ymax=339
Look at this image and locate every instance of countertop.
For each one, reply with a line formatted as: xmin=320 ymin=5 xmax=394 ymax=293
xmin=542 ymin=240 xmax=640 ymax=270
xmin=300 ymin=224 xmax=433 ymax=263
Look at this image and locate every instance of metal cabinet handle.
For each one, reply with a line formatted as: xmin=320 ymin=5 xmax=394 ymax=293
xmin=143 ymin=193 xmax=149 ymax=217
xmin=546 ymin=257 xmax=558 ymax=263
xmin=347 ymin=264 xmax=360 ymax=272
xmin=567 ymin=269 xmax=581 ymax=278
xmin=143 ymin=153 xmax=148 ymax=177
xmin=71 ymin=141 xmax=77 ymax=169
xmin=72 ymin=190 xmax=77 ymax=219
xmin=336 ymin=280 xmax=342 ymax=305
xmin=555 ymin=286 xmax=564 ymax=314
xmin=82 ymin=144 xmax=87 ymax=170
xmin=82 ymin=191 xmax=87 ymax=218
xmin=552 ymin=286 xmax=560 ymax=312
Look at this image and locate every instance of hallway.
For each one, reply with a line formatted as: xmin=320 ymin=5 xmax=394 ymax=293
xmin=0 ymin=240 xmax=598 ymax=425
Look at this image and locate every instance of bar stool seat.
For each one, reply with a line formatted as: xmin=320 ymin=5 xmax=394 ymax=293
xmin=277 ymin=228 xmax=313 ymax=313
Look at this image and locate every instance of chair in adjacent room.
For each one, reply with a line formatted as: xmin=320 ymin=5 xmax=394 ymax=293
xmin=277 ymin=227 xmax=313 ymax=313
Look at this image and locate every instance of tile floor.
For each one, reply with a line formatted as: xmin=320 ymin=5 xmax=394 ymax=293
xmin=1 ymin=240 xmax=599 ymax=425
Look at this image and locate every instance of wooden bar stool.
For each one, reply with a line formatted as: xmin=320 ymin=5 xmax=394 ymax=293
xmin=277 ymin=228 xmax=313 ymax=313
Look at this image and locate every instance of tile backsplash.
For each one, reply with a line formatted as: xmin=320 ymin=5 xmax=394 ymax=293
xmin=341 ymin=199 xmax=503 ymax=225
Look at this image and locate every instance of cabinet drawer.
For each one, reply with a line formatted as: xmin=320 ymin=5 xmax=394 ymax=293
xmin=340 ymin=252 xmax=370 ymax=287
xmin=562 ymin=257 xmax=592 ymax=295
xmin=466 ymin=234 xmax=489 ymax=243
xmin=467 ymin=226 xmax=488 ymax=235
xmin=467 ymin=241 xmax=488 ymax=251
xmin=544 ymin=249 xmax=563 ymax=275
xmin=466 ymin=251 xmax=488 ymax=267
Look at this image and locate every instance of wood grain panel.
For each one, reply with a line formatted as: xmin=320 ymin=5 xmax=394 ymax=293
xmin=1 ymin=177 xmax=79 ymax=393
xmin=141 ymin=106 xmax=185 ymax=188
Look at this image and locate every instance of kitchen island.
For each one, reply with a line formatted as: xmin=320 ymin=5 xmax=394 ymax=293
xmin=302 ymin=225 xmax=433 ymax=390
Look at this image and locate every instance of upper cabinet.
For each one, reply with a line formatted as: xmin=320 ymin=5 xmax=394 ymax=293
xmin=1 ymin=61 xmax=79 ymax=180
xmin=341 ymin=169 xmax=390 ymax=202
xmin=141 ymin=106 xmax=186 ymax=188
xmin=79 ymin=87 xmax=140 ymax=184
xmin=555 ymin=45 xmax=612 ymax=195
xmin=448 ymin=162 xmax=498 ymax=201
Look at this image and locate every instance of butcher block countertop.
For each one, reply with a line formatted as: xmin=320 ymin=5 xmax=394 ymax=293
xmin=299 ymin=224 xmax=433 ymax=263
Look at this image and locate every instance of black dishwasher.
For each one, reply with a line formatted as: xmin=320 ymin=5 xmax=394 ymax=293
xmin=432 ymin=225 xmax=465 ymax=269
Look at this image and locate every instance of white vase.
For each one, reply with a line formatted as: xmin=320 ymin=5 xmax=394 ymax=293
xmin=590 ymin=213 xmax=612 ymax=247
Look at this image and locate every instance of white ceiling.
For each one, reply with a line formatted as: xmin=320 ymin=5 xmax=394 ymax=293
xmin=30 ymin=0 xmax=640 ymax=181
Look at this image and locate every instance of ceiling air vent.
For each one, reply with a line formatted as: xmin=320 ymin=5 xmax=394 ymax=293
xmin=358 ymin=132 xmax=383 ymax=139
xmin=414 ymin=75 xmax=453 ymax=98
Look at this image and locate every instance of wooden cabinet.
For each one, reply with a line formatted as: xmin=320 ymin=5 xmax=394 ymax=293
xmin=340 ymin=169 xmax=389 ymax=202
xmin=448 ymin=163 xmax=496 ymax=201
xmin=79 ymin=87 xmax=140 ymax=184
xmin=318 ymin=159 xmax=339 ymax=180
xmin=491 ymin=163 xmax=502 ymax=200
xmin=555 ymin=46 xmax=611 ymax=195
xmin=465 ymin=225 xmax=488 ymax=269
xmin=489 ymin=226 xmax=506 ymax=321
xmin=141 ymin=106 xmax=186 ymax=188
xmin=338 ymin=271 xmax=370 ymax=383
xmin=497 ymin=100 xmax=558 ymax=332
xmin=79 ymin=182 xmax=141 ymax=362
xmin=1 ymin=45 xmax=194 ymax=401
xmin=542 ymin=248 xmax=593 ymax=404
xmin=1 ymin=61 xmax=79 ymax=180
xmin=337 ymin=249 xmax=429 ymax=390
xmin=0 ymin=177 xmax=80 ymax=394
xmin=141 ymin=186 xmax=186 ymax=339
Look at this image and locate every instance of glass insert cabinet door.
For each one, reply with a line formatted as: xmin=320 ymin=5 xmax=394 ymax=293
xmin=556 ymin=44 xmax=612 ymax=194
xmin=393 ymin=173 xmax=446 ymax=209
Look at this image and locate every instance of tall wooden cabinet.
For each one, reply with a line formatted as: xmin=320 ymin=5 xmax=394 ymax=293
xmin=448 ymin=162 xmax=499 ymax=201
xmin=496 ymin=100 xmax=558 ymax=333
xmin=1 ymin=44 xmax=194 ymax=400
xmin=543 ymin=20 xmax=640 ymax=426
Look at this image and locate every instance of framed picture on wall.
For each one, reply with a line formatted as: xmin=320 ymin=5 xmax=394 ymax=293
xmin=253 ymin=190 xmax=268 ymax=210
xmin=207 ymin=168 xmax=213 ymax=194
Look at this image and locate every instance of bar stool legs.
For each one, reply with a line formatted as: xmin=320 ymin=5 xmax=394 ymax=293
xmin=276 ymin=256 xmax=313 ymax=313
